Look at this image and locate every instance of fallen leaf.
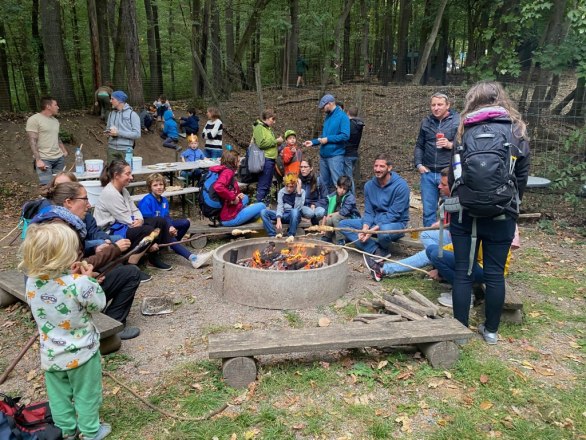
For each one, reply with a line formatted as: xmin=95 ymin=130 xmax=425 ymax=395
xmin=320 ymin=361 xmax=330 ymax=369
xmin=2 ymin=320 xmax=16 ymax=328
xmin=377 ymin=360 xmax=388 ymax=370
xmin=396 ymin=371 xmax=413 ymax=380
xmin=419 ymin=400 xmax=429 ymax=409
xmin=292 ymin=423 xmax=306 ymax=430
xmin=444 ymin=370 xmax=452 ymax=379
xmin=395 ymin=415 xmax=413 ymax=433
xmin=437 ymin=419 xmax=447 ymax=426
xmin=244 ymin=428 xmax=260 ymax=439
xmin=528 ymin=311 xmax=542 ymax=318
xmin=480 ymin=374 xmax=489 ymax=384
xmin=26 ymin=369 xmax=37 ymax=381
xmin=318 ymin=317 xmax=331 ymax=327
xmin=230 ymin=434 xmax=237 ymax=440
xmin=191 ymin=383 xmax=203 ymax=391
xmin=479 ymin=401 xmax=493 ymax=410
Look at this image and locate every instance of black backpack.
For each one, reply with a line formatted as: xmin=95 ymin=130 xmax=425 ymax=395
xmin=453 ymin=121 xmax=519 ymax=218
xmin=0 ymin=394 xmax=62 ymax=440
xmin=198 ymin=169 xmax=234 ymax=225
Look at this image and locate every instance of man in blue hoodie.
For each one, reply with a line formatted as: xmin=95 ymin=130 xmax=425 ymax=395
xmin=304 ymin=94 xmax=350 ymax=192
xmin=339 ymin=154 xmax=410 ymax=279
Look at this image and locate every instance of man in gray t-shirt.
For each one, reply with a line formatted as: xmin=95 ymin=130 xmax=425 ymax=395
xmin=26 ymin=96 xmax=68 ymax=185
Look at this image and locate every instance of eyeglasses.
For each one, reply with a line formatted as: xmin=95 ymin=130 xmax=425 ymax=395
xmin=71 ymin=197 xmax=89 ymax=201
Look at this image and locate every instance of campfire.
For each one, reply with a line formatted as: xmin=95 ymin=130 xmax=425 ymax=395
xmin=238 ymin=241 xmax=328 ymax=270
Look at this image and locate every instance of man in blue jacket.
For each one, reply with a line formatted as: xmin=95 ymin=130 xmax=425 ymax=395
xmin=304 ymin=94 xmax=350 ymax=192
xmin=339 ymin=154 xmax=410 ymax=280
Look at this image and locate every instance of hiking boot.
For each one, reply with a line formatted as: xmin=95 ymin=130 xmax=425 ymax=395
xmin=437 ymin=292 xmax=475 ymax=309
xmin=478 ymin=323 xmax=498 ymax=345
xmin=148 ymin=253 xmax=172 ymax=271
xmin=119 ymin=326 xmax=140 ymax=340
xmin=139 ymin=271 xmax=152 ymax=283
xmin=363 ymin=254 xmax=383 ymax=282
xmin=191 ymin=251 xmax=213 ymax=269
xmin=80 ymin=422 xmax=111 ymax=440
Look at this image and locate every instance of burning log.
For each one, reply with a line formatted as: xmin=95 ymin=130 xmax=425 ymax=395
xmin=238 ymin=242 xmax=330 ymax=271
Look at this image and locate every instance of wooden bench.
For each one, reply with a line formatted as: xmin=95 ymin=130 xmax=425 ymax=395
xmin=130 ymin=187 xmax=200 ymax=216
xmin=479 ymin=281 xmax=523 ymax=324
xmin=208 ymin=318 xmax=473 ymax=388
xmin=0 ymin=270 xmax=124 ymax=355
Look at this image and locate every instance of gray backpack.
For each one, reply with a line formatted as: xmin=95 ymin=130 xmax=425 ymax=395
xmin=247 ymin=142 xmax=265 ymax=173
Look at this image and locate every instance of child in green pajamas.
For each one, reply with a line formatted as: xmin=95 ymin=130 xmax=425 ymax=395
xmin=19 ymin=222 xmax=111 ymax=440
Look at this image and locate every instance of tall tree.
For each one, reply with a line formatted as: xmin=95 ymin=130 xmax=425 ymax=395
xmin=395 ymin=0 xmax=411 ymax=81
xmin=0 ymin=20 xmax=12 ymax=111
xmin=332 ymin=0 xmax=356 ymax=85
xmin=87 ymin=0 xmax=102 ymax=91
xmin=360 ymin=0 xmax=370 ymax=79
xmin=412 ymin=0 xmax=448 ymax=85
xmin=145 ymin=0 xmax=163 ymax=97
xmin=211 ymin=0 xmax=223 ymax=95
xmin=120 ymin=0 xmax=143 ymax=105
xmin=40 ymin=0 xmax=77 ymax=109
xmin=380 ymin=0 xmax=397 ymax=85
xmin=96 ymin=0 xmax=111 ymax=84
xmin=191 ymin=0 xmax=202 ymax=97
xmin=70 ymin=2 xmax=88 ymax=104
xmin=32 ymin=0 xmax=47 ymax=95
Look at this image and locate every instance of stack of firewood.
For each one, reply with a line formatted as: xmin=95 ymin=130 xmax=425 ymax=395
xmin=355 ymin=288 xmax=441 ymax=324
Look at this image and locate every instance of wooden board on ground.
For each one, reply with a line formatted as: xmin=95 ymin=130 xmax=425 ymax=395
xmin=209 ymin=319 xmax=472 ymax=387
xmin=0 ymin=270 xmax=123 ymax=353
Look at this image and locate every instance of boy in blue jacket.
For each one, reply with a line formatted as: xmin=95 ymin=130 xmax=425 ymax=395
xmin=180 ymin=108 xmax=200 ymax=136
xmin=322 ymin=175 xmax=360 ymax=245
xmin=161 ymin=109 xmax=180 ymax=150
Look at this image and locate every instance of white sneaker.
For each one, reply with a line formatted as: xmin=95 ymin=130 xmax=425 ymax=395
xmin=437 ymin=292 xmax=475 ymax=309
xmin=191 ymin=251 xmax=213 ymax=269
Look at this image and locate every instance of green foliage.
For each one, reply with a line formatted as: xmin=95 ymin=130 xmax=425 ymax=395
xmin=58 ymin=129 xmax=74 ymax=144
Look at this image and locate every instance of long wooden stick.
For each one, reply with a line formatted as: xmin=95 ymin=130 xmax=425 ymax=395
xmin=0 ymin=331 xmax=38 ymax=385
xmin=306 ymin=224 xmax=446 ymax=236
xmin=158 ymin=229 xmax=258 ymax=248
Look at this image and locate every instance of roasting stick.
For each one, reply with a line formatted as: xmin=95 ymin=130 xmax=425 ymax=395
xmin=305 ymin=223 xmax=446 ymax=236
xmin=157 ymin=228 xmax=258 ymax=248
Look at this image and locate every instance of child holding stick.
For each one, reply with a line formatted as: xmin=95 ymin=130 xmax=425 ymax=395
xmin=19 ymin=222 xmax=111 ymax=440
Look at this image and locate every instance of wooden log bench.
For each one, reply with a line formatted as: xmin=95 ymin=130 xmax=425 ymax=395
xmin=0 ymin=270 xmax=124 ymax=355
xmin=208 ymin=318 xmax=473 ymax=388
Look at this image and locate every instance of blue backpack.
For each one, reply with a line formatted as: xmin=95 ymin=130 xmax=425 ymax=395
xmin=198 ymin=169 xmax=234 ymax=225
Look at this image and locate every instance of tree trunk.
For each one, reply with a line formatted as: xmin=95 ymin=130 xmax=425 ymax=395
xmin=211 ymin=0 xmax=223 ymax=96
xmin=152 ymin=0 xmax=163 ymax=95
xmin=120 ymin=0 xmax=143 ymax=105
xmin=191 ymin=0 xmax=202 ymax=97
xmin=71 ymin=3 xmax=88 ymax=104
xmin=32 ymin=0 xmax=47 ymax=95
xmin=380 ymin=0 xmax=396 ymax=85
xmin=0 ymin=20 xmax=12 ymax=111
xmin=96 ymin=0 xmax=110 ymax=84
xmin=360 ymin=0 xmax=370 ymax=80
xmin=168 ymin=0 xmax=176 ymax=98
xmin=552 ymin=88 xmax=575 ymax=115
xmin=144 ymin=0 xmax=162 ymax=97
xmin=40 ymin=0 xmax=77 ymax=109
xmin=112 ymin=2 xmax=126 ymax=88
xmin=332 ymin=0 xmax=356 ymax=86
xmin=200 ymin=0 xmax=210 ymax=96
xmin=412 ymin=0 xmax=448 ymax=85
xmin=395 ymin=0 xmax=411 ymax=81
xmin=342 ymin=11 xmax=351 ymax=82
xmin=225 ymin=0 xmax=235 ymax=93
xmin=567 ymin=77 xmax=585 ymax=123
xmin=87 ymin=0 xmax=102 ymax=92
xmin=6 ymin=24 xmax=37 ymax=110
xmin=286 ymin=0 xmax=299 ymax=88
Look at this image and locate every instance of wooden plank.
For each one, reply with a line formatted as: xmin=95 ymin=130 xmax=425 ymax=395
xmin=208 ymin=318 xmax=471 ymax=359
xmin=0 ymin=270 xmax=123 ymax=338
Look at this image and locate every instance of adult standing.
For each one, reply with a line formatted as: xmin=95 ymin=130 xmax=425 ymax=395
xmin=296 ymin=55 xmax=309 ymax=88
xmin=449 ymin=81 xmax=529 ymax=345
xmin=32 ymin=182 xmax=142 ymax=340
xmin=105 ymin=90 xmax=141 ymax=164
xmin=414 ymin=92 xmax=460 ymax=226
xmin=344 ymin=107 xmax=365 ymax=194
xmin=252 ymin=109 xmax=283 ymax=203
xmin=303 ymin=94 xmax=350 ymax=192
xmin=26 ymin=96 xmax=68 ymax=185
xmin=340 ymin=154 xmax=410 ymax=266
xmin=94 ymin=82 xmax=113 ymax=123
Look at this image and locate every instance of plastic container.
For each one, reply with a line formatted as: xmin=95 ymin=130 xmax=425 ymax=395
xmin=132 ymin=156 xmax=143 ymax=170
xmin=125 ymin=147 xmax=133 ymax=168
xmin=85 ymin=159 xmax=104 ymax=173
xmin=80 ymin=180 xmax=103 ymax=206
xmin=75 ymin=148 xmax=84 ymax=175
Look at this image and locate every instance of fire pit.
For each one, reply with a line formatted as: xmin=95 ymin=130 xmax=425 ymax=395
xmin=212 ymin=237 xmax=348 ymax=310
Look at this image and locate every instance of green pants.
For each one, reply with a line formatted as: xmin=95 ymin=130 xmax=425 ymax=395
xmin=107 ymin=148 xmax=125 ymax=166
xmin=45 ymin=351 xmax=103 ymax=438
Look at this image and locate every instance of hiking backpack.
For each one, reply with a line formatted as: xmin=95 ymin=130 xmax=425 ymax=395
xmin=19 ymin=199 xmax=50 ymax=239
xmin=0 ymin=393 xmax=62 ymax=440
xmin=198 ymin=169 xmax=234 ymax=225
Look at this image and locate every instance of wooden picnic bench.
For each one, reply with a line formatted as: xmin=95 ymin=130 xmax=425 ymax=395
xmin=0 ymin=270 xmax=124 ymax=355
xmin=208 ymin=318 xmax=473 ymax=388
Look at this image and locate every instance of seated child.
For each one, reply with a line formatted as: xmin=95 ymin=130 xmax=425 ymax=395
xmin=19 ymin=222 xmax=111 ymax=440
xmin=280 ymin=129 xmax=302 ymax=176
xmin=180 ymin=108 xmax=200 ymax=136
xmin=180 ymin=135 xmax=205 ymax=186
xmin=161 ymin=109 xmax=179 ymax=150
xmin=260 ymin=173 xmax=305 ymax=237
xmin=139 ymin=104 xmax=156 ymax=133
xmin=322 ymin=175 xmax=360 ymax=245
xmin=153 ymin=95 xmax=171 ymax=120
xmin=137 ymin=173 xmax=212 ymax=269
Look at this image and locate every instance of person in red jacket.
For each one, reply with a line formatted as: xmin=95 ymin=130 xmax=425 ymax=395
xmin=210 ymin=150 xmax=266 ymax=227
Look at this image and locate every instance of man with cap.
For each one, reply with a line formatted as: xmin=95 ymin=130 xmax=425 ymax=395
xmin=26 ymin=96 xmax=68 ymax=185
xmin=105 ymin=90 xmax=141 ymax=164
xmin=339 ymin=153 xmax=410 ymax=278
xmin=303 ymin=94 xmax=350 ymax=192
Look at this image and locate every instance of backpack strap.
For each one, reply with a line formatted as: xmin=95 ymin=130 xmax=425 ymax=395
xmin=468 ymin=217 xmax=477 ymax=276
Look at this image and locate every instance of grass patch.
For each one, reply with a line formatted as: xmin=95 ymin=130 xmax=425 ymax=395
xmin=200 ymin=324 xmax=233 ymax=336
xmin=510 ymin=271 xmax=583 ymax=299
xmin=283 ymin=310 xmax=302 ymax=328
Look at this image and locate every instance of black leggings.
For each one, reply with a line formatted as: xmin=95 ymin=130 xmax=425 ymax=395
xmin=125 ymin=217 xmax=171 ymax=249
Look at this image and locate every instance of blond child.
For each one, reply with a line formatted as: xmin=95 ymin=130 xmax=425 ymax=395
xmin=180 ymin=134 xmax=206 ymax=185
xmin=19 ymin=223 xmax=110 ymax=440
xmin=260 ymin=173 xmax=305 ymax=237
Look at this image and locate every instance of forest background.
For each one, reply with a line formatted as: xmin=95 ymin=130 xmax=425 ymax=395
xmin=0 ymin=0 xmax=584 ymax=220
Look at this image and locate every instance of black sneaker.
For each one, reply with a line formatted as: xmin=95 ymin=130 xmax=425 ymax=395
xmin=139 ymin=271 xmax=152 ymax=283
xmin=363 ymin=254 xmax=383 ymax=282
xmin=148 ymin=253 xmax=173 ymax=271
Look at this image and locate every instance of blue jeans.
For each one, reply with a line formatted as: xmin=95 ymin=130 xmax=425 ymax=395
xmin=36 ymin=156 xmax=65 ymax=185
xmin=161 ymin=134 xmax=179 ymax=149
xmin=343 ymin=156 xmax=358 ymax=194
xmin=205 ymin=147 xmax=223 ymax=159
xmin=301 ymin=205 xmax=326 ymax=225
xmin=450 ymin=212 xmax=516 ymax=331
xmin=256 ymin=158 xmax=275 ymax=203
xmin=426 ymin=245 xmax=483 ymax=285
xmin=319 ymin=155 xmax=345 ymax=192
xmin=339 ymin=218 xmax=406 ymax=255
xmin=261 ymin=208 xmax=301 ymax=237
xmin=382 ymin=229 xmax=451 ymax=275
xmin=420 ymin=171 xmax=441 ymax=227
xmin=221 ymin=196 xmax=266 ymax=227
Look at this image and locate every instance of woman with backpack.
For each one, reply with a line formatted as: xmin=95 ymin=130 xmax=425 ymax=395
xmin=209 ymin=150 xmax=266 ymax=227
xmin=252 ymin=109 xmax=283 ymax=204
xmin=449 ymin=81 xmax=530 ymax=344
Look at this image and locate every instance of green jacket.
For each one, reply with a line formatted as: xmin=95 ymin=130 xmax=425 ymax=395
xmin=252 ymin=119 xmax=278 ymax=160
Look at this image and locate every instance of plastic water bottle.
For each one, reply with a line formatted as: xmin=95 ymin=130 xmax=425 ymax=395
xmin=75 ymin=147 xmax=84 ymax=175
xmin=452 ymin=153 xmax=462 ymax=180
xmin=125 ymin=147 xmax=133 ymax=169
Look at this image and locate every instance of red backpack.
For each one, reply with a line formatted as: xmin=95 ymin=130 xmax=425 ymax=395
xmin=0 ymin=394 xmax=62 ymax=440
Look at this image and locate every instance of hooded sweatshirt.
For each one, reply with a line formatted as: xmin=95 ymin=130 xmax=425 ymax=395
xmin=362 ymin=172 xmax=410 ymax=226
xmin=106 ymin=103 xmax=141 ymax=151
xmin=345 ymin=117 xmax=365 ymax=158
xmin=163 ymin=109 xmax=179 ymax=140
xmin=310 ymin=105 xmax=350 ymax=158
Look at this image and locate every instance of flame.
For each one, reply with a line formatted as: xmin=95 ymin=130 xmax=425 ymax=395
xmin=247 ymin=243 xmax=326 ymax=270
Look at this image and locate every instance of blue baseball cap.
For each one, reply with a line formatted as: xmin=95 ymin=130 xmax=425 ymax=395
xmin=318 ymin=94 xmax=335 ymax=109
